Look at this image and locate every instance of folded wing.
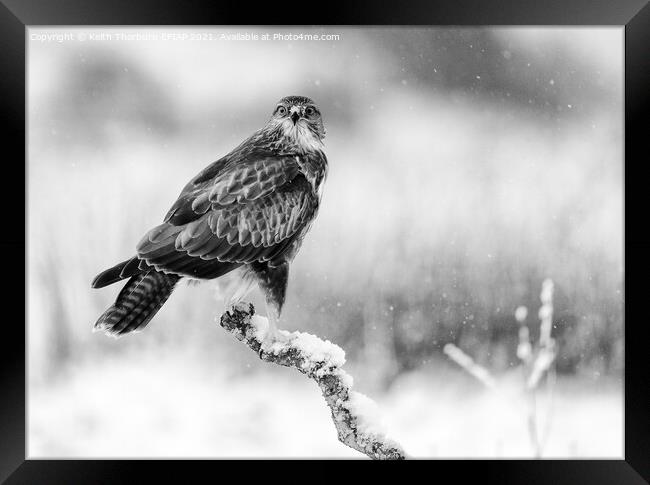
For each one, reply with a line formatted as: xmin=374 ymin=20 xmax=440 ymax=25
xmin=136 ymin=157 xmax=316 ymax=278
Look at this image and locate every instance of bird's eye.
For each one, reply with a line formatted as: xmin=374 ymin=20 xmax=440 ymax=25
xmin=276 ymin=106 xmax=287 ymax=116
xmin=305 ymin=107 xmax=315 ymax=116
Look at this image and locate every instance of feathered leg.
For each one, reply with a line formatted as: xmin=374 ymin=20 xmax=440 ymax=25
xmin=222 ymin=267 xmax=257 ymax=313
xmin=251 ymin=261 xmax=290 ymax=352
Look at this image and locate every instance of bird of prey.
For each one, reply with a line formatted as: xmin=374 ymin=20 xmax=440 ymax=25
xmin=91 ymin=95 xmax=328 ymax=350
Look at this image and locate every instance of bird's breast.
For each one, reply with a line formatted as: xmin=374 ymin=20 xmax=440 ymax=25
xmin=295 ymin=150 xmax=328 ymax=200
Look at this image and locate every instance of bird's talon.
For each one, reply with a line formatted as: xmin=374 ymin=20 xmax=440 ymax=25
xmin=258 ymin=330 xmax=281 ymax=359
xmin=258 ymin=343 xmax=271 ymax=360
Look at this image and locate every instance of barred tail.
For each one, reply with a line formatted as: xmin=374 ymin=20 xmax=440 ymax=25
xmin=94 ymin=271 xmax=181 ymax=337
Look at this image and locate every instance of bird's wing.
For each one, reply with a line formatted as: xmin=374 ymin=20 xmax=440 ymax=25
xmin=136 ymin=158 xmax=316 ymax=277
xmin=163 ymin=156 xmax=301 ymax=226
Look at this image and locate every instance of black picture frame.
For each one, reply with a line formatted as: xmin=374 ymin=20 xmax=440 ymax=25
xmin=3 ymin=0 xmax=647 ymax=482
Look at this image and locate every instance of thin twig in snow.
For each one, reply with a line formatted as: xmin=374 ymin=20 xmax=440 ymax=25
xmin=443 ymin=343 xmax=496 ymax=389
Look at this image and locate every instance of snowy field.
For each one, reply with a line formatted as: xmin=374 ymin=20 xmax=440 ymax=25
xmin=28 ymin=349 xmax=622 ymax=459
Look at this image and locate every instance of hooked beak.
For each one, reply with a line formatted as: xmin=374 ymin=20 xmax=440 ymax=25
xmin=289 ymin=106 xmax=301 ymax=125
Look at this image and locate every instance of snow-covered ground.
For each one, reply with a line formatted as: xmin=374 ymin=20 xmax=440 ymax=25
xmin=28 ymin=350 xmax=621 ymax=459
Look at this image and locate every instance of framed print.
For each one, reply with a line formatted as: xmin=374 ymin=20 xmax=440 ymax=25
xmin=3 ymin=0 xmax=648 ymax=482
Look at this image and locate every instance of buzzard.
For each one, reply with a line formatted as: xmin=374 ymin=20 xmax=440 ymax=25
xmin=91 ymin=95 xmax=328 ymax=350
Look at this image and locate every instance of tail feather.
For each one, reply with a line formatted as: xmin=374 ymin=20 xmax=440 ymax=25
xmin=91 ymin=256 xmax=142 ymax=289
xmin=94 ymin=271 xmax=180 ymax=337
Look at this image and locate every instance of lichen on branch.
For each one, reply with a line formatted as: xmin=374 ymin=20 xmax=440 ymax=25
xmin=219 ymin=303 xmax=406 ymax=460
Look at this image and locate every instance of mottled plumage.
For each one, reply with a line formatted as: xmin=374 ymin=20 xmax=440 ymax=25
xmin=93 ymin=96 xmax=328 ymax=343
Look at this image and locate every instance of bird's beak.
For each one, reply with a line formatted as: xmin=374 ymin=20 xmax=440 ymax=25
xmin=290 ymin=107 xmax=301 ymax=125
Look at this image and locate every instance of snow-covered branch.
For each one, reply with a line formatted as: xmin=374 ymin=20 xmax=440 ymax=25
xmin=218 ymin=303 xmax=406 ymax=460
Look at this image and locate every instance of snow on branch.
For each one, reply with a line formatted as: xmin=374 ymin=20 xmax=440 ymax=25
xmin=218 ymin=303 xmax=406 ymax=460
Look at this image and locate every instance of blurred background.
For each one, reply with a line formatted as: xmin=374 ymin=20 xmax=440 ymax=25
xmin=27 ymin=27 xmax=623 ymax=458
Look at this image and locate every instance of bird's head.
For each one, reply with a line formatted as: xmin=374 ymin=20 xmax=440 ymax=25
xmin=268 ymin=95 xmax=326 ymax=151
